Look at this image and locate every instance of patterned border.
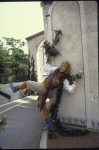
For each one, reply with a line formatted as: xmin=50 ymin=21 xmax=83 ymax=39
xmin=58 ymin=115 xmax=87 ymax=127
xmin=78 ymin=1 xmax=91 ymax=128
xmin=90 ymin=94 xmax=99 ymax=103
xmin=86 ymin=25 xmax=97 ymax=33
xmin=58 ymin=115 xmax=99 ymax=130
xmin=48 ymin=1 xmax=91 ymax=129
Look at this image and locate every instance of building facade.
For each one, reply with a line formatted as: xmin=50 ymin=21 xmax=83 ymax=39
xmin=26 ymin=31 xmax=47 ymax=82
xmin=26 ymin=1 xmax=98 ymax=131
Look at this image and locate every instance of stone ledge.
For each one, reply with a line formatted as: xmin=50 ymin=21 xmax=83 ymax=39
xmin=39 ymin=130 xmax=48 ymax=148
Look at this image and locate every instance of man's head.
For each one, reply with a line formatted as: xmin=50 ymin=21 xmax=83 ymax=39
xmin=60 ymin=61 xmax=71 ymax=74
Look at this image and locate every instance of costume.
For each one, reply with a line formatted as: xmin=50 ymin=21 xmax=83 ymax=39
xmin=10 ymin=62 xmax=77 ymax=130
xmin=43 ymin=63 xmax=77 ymax=95
xmin=38 ymin=63 xmax=77 ymax=111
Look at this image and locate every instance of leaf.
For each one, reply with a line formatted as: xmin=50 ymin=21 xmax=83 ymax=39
xmin=42 ymin=30 xmax=62 ymax=57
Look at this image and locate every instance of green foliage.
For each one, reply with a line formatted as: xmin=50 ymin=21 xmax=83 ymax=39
xmin=1 ymin=75 xmax=16 ymax=84
xmin=48 ymin=119 xmax=89 ymax=139
xmin=0 ymin=115 xmax=10 ymax=131
xmin=0 ymin=40 xmax=9 ymax=82
xmin=3 ymin=37 xmax=25 ymax=49
xmin=20 ymin=55 xmax=37 ymax=98
xmin=40 ymin=1 xmax=53 ymax=7
xmin=72 ymin=73 xmax=82 ymax=80
xmin=48 ymin=118 xmax=89 ymax=139
xmin=53 ymin=30 xmax=62 ymax=45
xmin=48 ymin=72 xmax=89 ymax=139
xmin=8 ymin=75 xmax=15 ymax=83
xmin=42 ymin=30 xmax=62 ymax=57
xmin=48 ymin=124 xmax=57 ymax=139
xmin=42 ymin=41 xmax=60 ymax=57
xmin=20 ymin=87 xmax=34 ymax=98
xmin=0 ymin=37 xmax=29 ymax=83
xmin=28 ymin=51 xmax=31 ymax=80
xmin=1 ymin=77 xmax=8 ymax=84
xmin=30 ymin=56 xmax=37 ymax=81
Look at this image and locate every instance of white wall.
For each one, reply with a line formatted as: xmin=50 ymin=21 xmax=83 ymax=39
xmin=84 ymin=1 xmax=98 ymax=129
xmin=36 ymin=40 xmax=47 ymax=82
xmin=43 ymin=1 xmax=98 ymax=129
xmin=51 ymin=1 xmax=85 ymax=120
xmin=27 ymin=33 xmax=44 ymax=77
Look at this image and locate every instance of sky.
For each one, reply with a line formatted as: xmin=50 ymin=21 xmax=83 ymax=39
xmin=0 ymin=1 xmax=44 ymax=54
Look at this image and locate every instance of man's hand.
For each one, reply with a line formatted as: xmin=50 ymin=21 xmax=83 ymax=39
xmin=47 ymin=55 xmax=51 ymax=64
xmin=74 ymin=78 xmax=78 ymax=83
xmin=73 ymin=77 xmax=78 ymax=85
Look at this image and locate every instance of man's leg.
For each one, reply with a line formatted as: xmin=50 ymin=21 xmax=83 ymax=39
xmin=10 ymin=82 xmax=27 ymax=93
xmin=42 ymin=105 xmax=52 ymax=130
xmin=42 ymin=105 xmax=49 ymax=119
xmin=10 ymin=80 xmax=46 ymax=94
xmin=18 ymin=82 xmax=27 ymax=90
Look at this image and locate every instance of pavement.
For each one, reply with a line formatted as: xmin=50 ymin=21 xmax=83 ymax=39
xmin=0 ymin=82 xmax=24 ymax=105
xmin=0 ymin=82 xmax=99 ymax=149
xmin=47 ymin=129 xmax=99 ymax=148
xmin=0 ymin=82 xmax=48 ymax=149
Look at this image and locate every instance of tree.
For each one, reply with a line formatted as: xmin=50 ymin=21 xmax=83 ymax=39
xmin=0 ymin=40 xmax=4 ymax=77
xmin=20 ymin=55 xmax=37 ymax=98
xmin=40 ymin=1 xmax=53 ymax=7
xmin=30 ymin=55 xmax=37 ymax=81
xmin=28 ymin=49 xmax=31 ymax=80
xmin=0 ymin=40 xmax=10 ymax=82
xmin=0 ymin=115 xmax=10 ymax=131
xmin=2 ymin=37 xmax=29 ymax=77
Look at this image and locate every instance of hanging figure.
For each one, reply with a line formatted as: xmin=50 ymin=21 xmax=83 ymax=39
xmin=10 ymin=56 xmax=78 ymax=130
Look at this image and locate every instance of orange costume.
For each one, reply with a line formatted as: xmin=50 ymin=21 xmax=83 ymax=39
xmin=10 ymin=62 xmax=77 ymax=130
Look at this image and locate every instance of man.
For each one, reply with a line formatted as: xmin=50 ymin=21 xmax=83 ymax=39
xmin=10 ymin=56 xmax=78 ymax=130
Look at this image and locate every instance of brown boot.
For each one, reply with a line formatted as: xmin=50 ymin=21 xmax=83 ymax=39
xmin=18 ymin=82 xmax=27 ymax=90
xmin=10 ymin=82 xmax=27 ymax=93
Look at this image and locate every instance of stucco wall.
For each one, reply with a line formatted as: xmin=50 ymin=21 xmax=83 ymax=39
xmin=27 ymin=33 xmax=44 ymax=75
xmin=26 ymin=1 xmax=98 ymax=129
xmin=84 ymin=1 xmax=98 ymax=127
xmin=42 ymin=1 xmax=98 ymax=129
xmin=36 ymin=40 xmax=47 ymax=82
xmin=42 ymin=4 xmax=50 ymax=42
xmin=51 ymin=1 xmax=85 ymax=120
xmin=84 ymin=1 xmax=98 ymax=94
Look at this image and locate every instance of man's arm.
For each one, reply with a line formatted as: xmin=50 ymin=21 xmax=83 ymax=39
xmin=63 ymin=79 xmax=77 ymax=94
xmin=44 ymin=56 xmax=57 ymax=75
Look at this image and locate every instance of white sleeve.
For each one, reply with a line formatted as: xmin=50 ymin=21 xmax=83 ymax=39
xmin=44 ymin=63 xmax=57 ymax=75
xmin=63 ymin=79 xmax=77 ymax=94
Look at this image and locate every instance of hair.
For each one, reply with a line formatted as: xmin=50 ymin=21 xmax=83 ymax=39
xmin=55 ymin=61 xmax=72 ymax=85
xmin=62 ymin=61 xmax=71 ymax=74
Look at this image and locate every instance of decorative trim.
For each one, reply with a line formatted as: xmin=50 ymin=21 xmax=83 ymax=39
xmin=58 ymin=115 xmax=87 ymax=127
xmin=91 ymin=120 xmax=99 ymax=129
xmin=90 ymin=94 xmax=99 ymax=103
xmin=25 ymin=31 xmax=44 ymax=41
xmin=36 ymin=38 xmax=44 ymax=48
xmin=58 ymin=115 xmax=99 ymax=130
xmin=84 ymin=1 xmax=97 ymax=12
xmin=48 ymin=1 xmax=91 ymax=128
xmin=48 ymin=1 xmax=58 ymax=66
xmin=48 ymin=1 xmax=57 ymax=45
xmin=78 ymin=1 xmax=91 ymax=128
xmin=86 ymin=25 xmax=97 ymax=33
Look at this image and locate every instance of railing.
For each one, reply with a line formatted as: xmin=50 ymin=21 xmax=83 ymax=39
xmin=0 ymin=91 xmax=11 ymax=102
xmin=15 ymin=75 xmax=28 ymax=82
